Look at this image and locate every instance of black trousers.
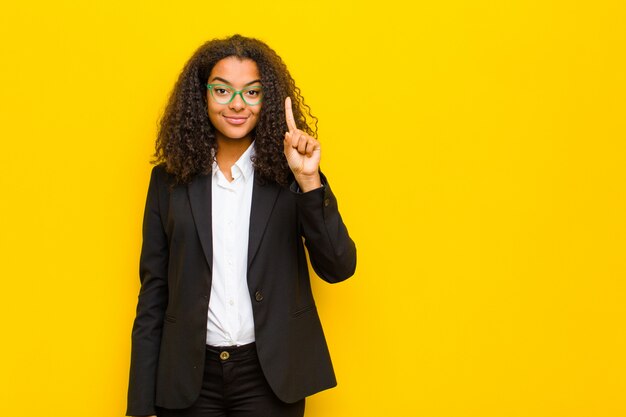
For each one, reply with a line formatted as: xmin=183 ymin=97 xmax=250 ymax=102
xmin=156 ymin=343 xmax=305 ymax=417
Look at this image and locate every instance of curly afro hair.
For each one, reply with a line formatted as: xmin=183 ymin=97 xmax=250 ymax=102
xmin=152 ymin=34 xmax=317 ymax=187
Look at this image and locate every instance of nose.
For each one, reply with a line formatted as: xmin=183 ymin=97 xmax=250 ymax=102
xmin=229 ymin=92 xmax=246 ymax=111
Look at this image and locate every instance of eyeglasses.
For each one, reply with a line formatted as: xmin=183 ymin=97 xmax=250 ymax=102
xmin=206 ymin=83 xmax=263 ymax=106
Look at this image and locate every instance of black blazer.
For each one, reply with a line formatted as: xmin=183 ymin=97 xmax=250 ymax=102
xmin=127 ymin=164 xmax=356 ymax=416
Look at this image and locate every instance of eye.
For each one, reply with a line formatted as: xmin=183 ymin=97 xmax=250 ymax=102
xmin=210 ymin=85 xmax=233 ymax=97
xmin=245 ymin=88 xmax=262 ymax=96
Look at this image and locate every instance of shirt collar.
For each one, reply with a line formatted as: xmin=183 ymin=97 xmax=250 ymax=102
xmin=212 ymin=141 xmax=255 ymax=182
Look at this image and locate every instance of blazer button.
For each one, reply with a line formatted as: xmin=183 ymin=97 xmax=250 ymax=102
xmin=323 ymin=198 xmax=330 ymax=207
xmin=255 ymin=291 xmax=263 ymax=302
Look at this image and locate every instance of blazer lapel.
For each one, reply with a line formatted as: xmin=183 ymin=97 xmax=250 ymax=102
xmin=187 ymin=171 xmax=280 ymax=273
xmin=248 ymin=177 xmax=281 ymax=269
xmin=187 ymin=171 xmax=213 ymax=272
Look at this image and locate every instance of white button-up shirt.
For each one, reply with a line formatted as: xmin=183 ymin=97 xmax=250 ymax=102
xmin=206 ymin=142 xmax=255 ymax=347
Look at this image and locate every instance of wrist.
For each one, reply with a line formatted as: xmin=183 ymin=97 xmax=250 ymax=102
xmin=295 ymin=172 xmax=322 ymax=193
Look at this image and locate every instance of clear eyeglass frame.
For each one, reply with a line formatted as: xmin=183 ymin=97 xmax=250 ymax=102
xmin=206 ymin=83 xmax=264 ymax=106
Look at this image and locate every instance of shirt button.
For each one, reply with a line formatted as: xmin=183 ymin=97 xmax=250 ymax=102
xmin=324 ymin=198 xmax=330 ymax=207
xmin=255 ymin=291 xmax=263 ymax=302
xmin=229 ymin=300 xmax=234 ymax=306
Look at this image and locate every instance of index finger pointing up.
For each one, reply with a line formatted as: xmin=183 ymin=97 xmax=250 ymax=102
xmin=285 ymin=96 xmax=297 ymax=133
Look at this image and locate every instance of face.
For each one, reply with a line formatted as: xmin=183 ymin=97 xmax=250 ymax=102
xmin=206 ymin=57 xmax=262 ymax=145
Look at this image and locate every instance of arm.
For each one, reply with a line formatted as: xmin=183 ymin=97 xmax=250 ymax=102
xmin=282 ymin=97 xmax=356 ymax=283
xmin=127 ymin=165 xmax=169 ymax=417
xmin=292 ymin=174 xmax=357 ymax=283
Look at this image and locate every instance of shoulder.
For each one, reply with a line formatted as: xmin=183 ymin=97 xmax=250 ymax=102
xmin=146 ymin=163 xmax=182 ymax=197
xmin=150 ymin=162 xmax=178 ymax=183
xmin=151 ymin=162 xmax=168 ymax=176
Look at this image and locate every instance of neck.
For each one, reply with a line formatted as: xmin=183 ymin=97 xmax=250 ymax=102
xmin=215 ymin=136 xmax=253 ymax=182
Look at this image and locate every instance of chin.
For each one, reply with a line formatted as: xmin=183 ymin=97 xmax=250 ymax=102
xmin=216 ymin=128 xmax=253 ymax=142
xmin=224 ymin=129 xmax=252 ymax=140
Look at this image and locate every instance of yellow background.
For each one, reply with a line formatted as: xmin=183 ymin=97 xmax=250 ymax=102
xmin=1 ymin=0 xmax=625 ymax=416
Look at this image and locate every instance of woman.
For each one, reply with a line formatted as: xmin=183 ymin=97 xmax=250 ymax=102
xmin=127 ymin=34 xmax=356 ymax=417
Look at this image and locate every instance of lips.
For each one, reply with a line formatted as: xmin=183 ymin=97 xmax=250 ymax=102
xmin=223 ymin=115 xmax=248 ymax=125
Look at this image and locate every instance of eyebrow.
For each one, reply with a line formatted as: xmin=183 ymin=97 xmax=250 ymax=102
xmin=209 ymin=77 xmax=262 ymax=86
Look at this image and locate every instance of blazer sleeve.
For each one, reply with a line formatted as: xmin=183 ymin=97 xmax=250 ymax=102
xmin=127 ymin=165 xmax=169 ymax=416
xmin=291 ymin=172 xmax=357 ymax=283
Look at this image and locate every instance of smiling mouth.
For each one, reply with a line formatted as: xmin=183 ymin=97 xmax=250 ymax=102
xmin=223 ymin=116 xmax=248 ymax=125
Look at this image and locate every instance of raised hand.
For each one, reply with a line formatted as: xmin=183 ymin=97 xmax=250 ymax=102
xmin=283 ymin=97 xmax=322 ymax=192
